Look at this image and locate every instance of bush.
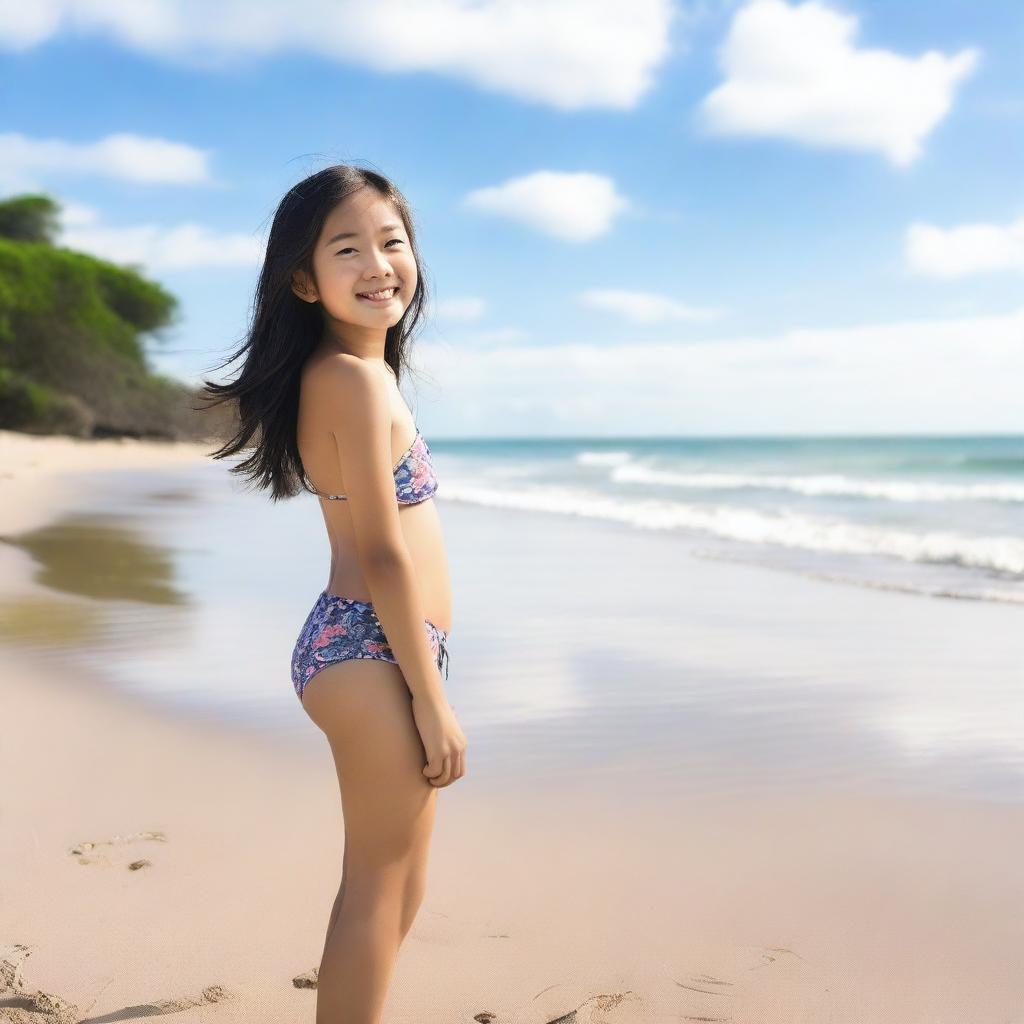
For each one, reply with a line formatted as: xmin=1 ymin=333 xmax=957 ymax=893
xmin=0 ymin=366 xmax=96 ymax=436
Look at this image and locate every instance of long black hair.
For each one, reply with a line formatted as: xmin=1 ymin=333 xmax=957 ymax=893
xmin=196 ymin=163 xmax=431 ymax=501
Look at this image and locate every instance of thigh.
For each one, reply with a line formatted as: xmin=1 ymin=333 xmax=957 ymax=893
xmin=303 ymin=659 xmax=437 ymax=874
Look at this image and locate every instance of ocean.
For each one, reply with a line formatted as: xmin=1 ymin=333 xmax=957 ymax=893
xmin=435 ymin=432 xmax=1024 ymax=605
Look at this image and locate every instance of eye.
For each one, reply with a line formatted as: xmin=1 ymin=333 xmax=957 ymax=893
xmin=335 ymin=238 xmax=406 ymax=256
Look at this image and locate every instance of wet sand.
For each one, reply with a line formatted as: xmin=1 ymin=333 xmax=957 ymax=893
xmin=2 ymin=427 xmax=1023 ymax=1023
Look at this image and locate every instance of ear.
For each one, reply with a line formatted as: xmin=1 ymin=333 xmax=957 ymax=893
xmin=291 ymin=269 xmax=319 ymax=303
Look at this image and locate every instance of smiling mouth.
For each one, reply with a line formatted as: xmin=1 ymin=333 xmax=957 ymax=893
xmin=357 ymin=287 xmax=400 ymax=302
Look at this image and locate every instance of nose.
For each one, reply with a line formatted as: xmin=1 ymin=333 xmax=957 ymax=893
xmin=364 ymin=247 xmax=396 ymax=278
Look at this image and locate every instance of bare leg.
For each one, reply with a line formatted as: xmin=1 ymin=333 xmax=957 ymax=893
xmin=302 ymin=659 xmax=438 ymax=1024
xmin=323 ymin=836 xmax=350 ymax=947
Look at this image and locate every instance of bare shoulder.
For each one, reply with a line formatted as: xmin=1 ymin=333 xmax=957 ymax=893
xmin=302 ymin=348 xmax=375 ymax=390
xmin=303 ymin=351 xmax=390 ymax=433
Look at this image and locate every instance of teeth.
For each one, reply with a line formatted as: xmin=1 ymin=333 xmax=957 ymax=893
xmin=361 ymin=288 xmax=395 ymax=300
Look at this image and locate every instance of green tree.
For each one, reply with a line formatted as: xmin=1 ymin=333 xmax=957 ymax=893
xmin=0 ymin=192 xmax=226 ymax=439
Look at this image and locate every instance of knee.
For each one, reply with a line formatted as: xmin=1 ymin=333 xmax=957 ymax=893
xmin=341 ymin=859 xmax=427 ymax=938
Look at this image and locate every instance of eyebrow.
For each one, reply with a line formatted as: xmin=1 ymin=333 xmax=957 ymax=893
xmin=324 ymin=223 xmax=404 ymax=247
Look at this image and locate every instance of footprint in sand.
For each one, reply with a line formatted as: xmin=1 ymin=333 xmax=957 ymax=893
xmin=69 ymin=829 xmax=167 ymax=868
xmin=1 ymin=942 xmax=232 ymax=1022
xmin=1 ymin=944 xmax=79 ymax=1024
xmin=672 ymin=944 xmax=827 ymax=1023
xmin=516 ymin=985 xmax=644 ymax=1024
xmin=492 ymin=944 xmax=823 ymax=1023
xmin=95 ymin=985 xmax=233 ymax=1017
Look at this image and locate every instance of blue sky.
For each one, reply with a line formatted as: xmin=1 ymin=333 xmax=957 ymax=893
xmin=3 ymin=0 xmax=1022 ymax=437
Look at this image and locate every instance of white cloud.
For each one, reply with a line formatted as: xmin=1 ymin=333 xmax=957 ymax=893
xmin=0 ymin=132 xmax=215 ymax=190
xmin=55 ymin=200 xmax=262 ymax=271
xmin=0 ymin=0 xmax=675 ymax=111
xmin=463 ymin=171 xmax=631 ymax=242
xmin=441 ymin=326 xmax=531 ymax=346
xmin=471 ymin=327 xmax=530 ymax=344
xmin=580 ymin=288 xmax=725 ymax=325
xmin=422 ymin=306 xmax=1024 ymax=435
xmin=0 ymin=1 xmax=62 ymax=49
xmin=906 ymin=216 xmax=1024 ymax=278
xmin=433 ymin=297 xmax=487 ymax=322
xmin=697 ymin=0 xmax=980 ymax=167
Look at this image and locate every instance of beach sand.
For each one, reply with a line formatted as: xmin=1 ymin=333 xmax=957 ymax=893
xmin=2 ymin=427 xmax=1023 ymax=1023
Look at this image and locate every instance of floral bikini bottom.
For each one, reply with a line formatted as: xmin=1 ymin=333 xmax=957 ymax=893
xmin=291 ymin=589 xmax=450 ymax=703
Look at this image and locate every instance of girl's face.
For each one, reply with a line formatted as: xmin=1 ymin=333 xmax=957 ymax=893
xmin=293 ymin=189 xmax=418 ymax=335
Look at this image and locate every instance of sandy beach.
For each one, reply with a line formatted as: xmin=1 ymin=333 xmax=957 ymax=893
xmin=2 ymin=427 xmax=1024 ymax=1024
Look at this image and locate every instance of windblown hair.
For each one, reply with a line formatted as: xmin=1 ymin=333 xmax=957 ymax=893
xmin=196 ymin=163 xmax=430 ymax=501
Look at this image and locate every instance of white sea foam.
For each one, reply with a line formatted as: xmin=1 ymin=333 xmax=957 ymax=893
xmin=576 ymin=450 xmax=634 ymax=466
xmin=438 ymin=480 xmax=1024 ymax=577
xmin=689 ymin=550 xmax=1024 ymax=605
xmin=609 ymin=463 xmax=1024 ymax=502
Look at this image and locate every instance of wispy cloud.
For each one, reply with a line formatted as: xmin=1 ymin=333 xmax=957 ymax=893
xmin=697 ymin=0 xmax=980 ymax=167
xmin=906 ymin=216 xmax=1024 ymax=278
xmin=56 ymin=200 xmax=262 ymax=271
xmin=0 ymin=0 xmax=676 ymax=111
xmin=580 ymin=289 xmax=725 ymax=325
xmin=471 ymin=327 xmax=530 ymax=344
xmin=423 ymin=306 xmax=1024 ymax=434
xmin=0 ymin=132 xmax=215 ymax=191
xmin=441 ymin=326 xmax=531 ymax=346
xmin=463 ymin=171 xmax=631 ymax=242
xmin=433 ymin=297 xmax=487 ymax=322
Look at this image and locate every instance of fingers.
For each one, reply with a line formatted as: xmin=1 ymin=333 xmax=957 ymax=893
xmin=423 ymin=753 xmax=448 ymax=786
xmin=423 ymin=751 xmax=469 ymax=788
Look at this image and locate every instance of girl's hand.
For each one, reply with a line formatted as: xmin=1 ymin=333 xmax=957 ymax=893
xmin=411 ymin=694 xmax=467 ymax=788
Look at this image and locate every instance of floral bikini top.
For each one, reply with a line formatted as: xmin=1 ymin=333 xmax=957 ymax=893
xmin=312 ymin=425 xmax=439 ymax=506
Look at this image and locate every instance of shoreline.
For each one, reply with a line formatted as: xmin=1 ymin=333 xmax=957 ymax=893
xmin=0 ymin=429 xmax=216 ymax=537
xmin=2 ymin=429 xmax=1023 ymax=1022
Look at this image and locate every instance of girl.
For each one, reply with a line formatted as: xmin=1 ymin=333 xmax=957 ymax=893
xmin=199 ymin=164 xmax=467 ymax=1023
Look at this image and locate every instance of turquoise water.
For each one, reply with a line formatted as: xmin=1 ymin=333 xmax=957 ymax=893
xmin=435 ymin=432 xmax=1024 ymax=604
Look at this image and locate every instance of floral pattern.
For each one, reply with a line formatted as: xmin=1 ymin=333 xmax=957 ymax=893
xmin=314 ymin=427 xmax=439 ymax=505
xmin=291 ymin=589 xmax=448 ymax=702
xmin=395 ymin=432 xmax=439 ymax=504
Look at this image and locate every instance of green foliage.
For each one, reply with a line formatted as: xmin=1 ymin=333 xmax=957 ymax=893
xmin=0 ymin=194 xmax=61 ymax=244
xmin=0 ymin=191 xmax=217 ymax=440
xmin=0 ymin=365 xmax=95 ymax=435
